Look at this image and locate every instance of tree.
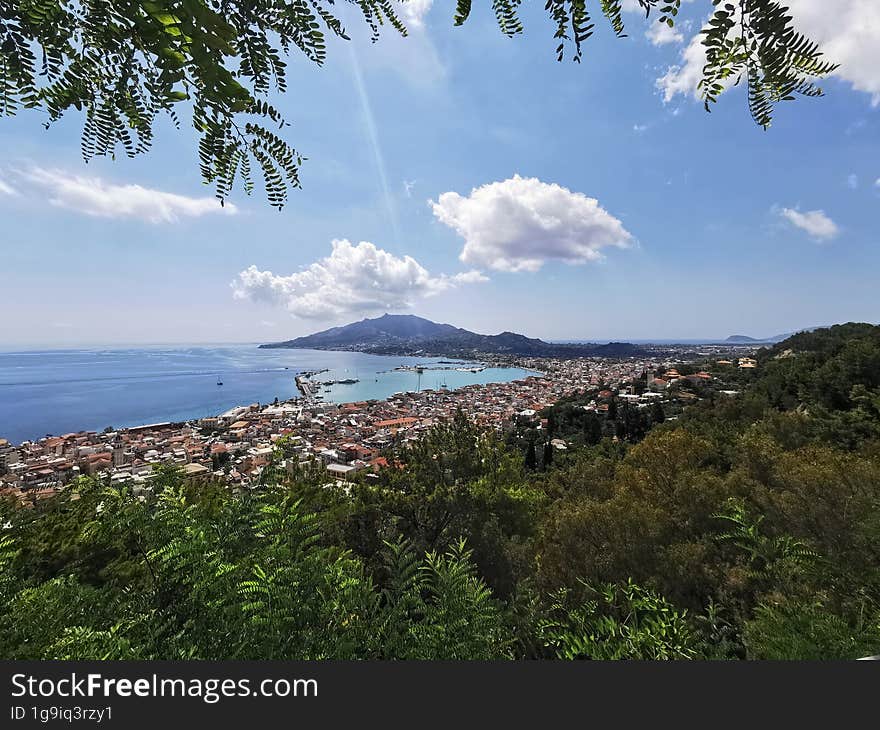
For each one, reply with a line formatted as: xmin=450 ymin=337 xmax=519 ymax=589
xmin=651 ymin=401 xmax=666 ymax=425
xmin=525 ymin=440 xmax=537 ymax=471
xmin=0 ymin=480 xmax=512 ymax=659
xmin=335 ymin=415 xmax=543 ymax=596
xmin=543 ymin=441 xmax=554 ymax=470
xmin=607 ymin=398 xmax=618 ymax=422
xmin=1 ymin=1 xmax=835 ymax=207
xmin=584 ymin=412 xmax=603 ymax=445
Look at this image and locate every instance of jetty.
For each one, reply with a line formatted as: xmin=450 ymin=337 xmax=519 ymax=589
xmin=295 ymin=375 xmax=315 ymax=399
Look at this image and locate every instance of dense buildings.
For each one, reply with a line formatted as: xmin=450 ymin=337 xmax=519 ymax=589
xmin=0 ymin=354 xmax=729 ymax=503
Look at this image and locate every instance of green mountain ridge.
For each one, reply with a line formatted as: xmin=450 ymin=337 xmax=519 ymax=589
xmin=260 ymin=313 xmax=648 ymax=358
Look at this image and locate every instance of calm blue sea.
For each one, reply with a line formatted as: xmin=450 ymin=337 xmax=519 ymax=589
xmin=0 ymin=345 xmax=534 ymax=445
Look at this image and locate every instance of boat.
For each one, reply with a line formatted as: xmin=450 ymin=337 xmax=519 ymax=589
xmin=216 ymin=380 xmax=223 ymax=386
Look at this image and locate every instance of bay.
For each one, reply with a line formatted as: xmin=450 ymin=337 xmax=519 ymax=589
xmin=0 ymin=345 xmax=534 ymax=444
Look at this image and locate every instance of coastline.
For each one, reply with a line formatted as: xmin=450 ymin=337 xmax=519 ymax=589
xmin=0 ymin=352 xmax=664 ymax=497
xmin=0 ymin=346 xmax=539 ymax=447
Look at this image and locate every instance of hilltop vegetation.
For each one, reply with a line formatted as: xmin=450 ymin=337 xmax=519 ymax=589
xmin=2 ymin=323 xmax=879 ymax=660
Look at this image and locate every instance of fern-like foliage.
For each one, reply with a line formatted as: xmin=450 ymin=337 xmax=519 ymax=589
xmin=713 ymin=498 xmax=820 ymax=580
xmin=456 ymin=1 xmax=830 ymax=124
xmin=0 ymin=533 xmax=18 ymax=608
xmin=538 ymin=578 xmax=700 ymax=659
xmin=699 ymin=1 xmax=838 ymax=128
xmin=375 ymin=538 xmax=512 ymax=659
xmin=0 ymin=0 xmax=407 ymax=208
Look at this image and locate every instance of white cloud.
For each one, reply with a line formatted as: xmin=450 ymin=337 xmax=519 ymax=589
xmin=0 ymin=176 xmax=17 ymax=196
xmin=657 ymin=0 xmax=880 ymax=106
xmin=847 ymin=173 xmax=859 ymax=190
xmin=403 ymin=179 xmax=417 ymax=197
xmin=778 ymin=207 xmax=840 ymax=241
xmin=656 ymin=31 xmax=714 ymax=103
xmin=18 ymin=167 xmax=235 ymax=223
xmin=646 ymin=20 xmax=684 ymax=46
xmin=633 ymin=123 xmax=649 ymax=133
xmin=398 ymin=0 xmax=432 ymax=28
xmin=232 ymin=239 xmax=487 ymax=319
xmin=430 ymin=175 xmax=633 ymax=273
xmin=788 ymin=0 xmax=880 ymax=104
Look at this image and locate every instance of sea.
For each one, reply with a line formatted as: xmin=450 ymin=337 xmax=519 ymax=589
xmin=0 ymin=345 xmax=536 ymax=445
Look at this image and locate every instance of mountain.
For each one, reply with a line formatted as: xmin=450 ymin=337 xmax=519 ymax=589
xmin=725 ymin=327 xmax=820 ymax=344
xmin=272 ymin=314 xmax=465 ymax=348
xmin=260 ymin=314 xmax=648 ymax=358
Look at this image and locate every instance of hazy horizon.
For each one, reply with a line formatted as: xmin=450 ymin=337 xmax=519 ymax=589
xmin=0 ymin=316 xmax=860 ymax=351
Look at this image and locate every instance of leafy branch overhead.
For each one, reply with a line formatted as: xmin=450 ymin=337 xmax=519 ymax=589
xmin=1 ymin=1 xmax=837 ymax=208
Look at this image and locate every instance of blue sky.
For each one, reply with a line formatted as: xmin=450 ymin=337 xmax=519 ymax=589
xmin=0 ymin=0 xmax=878 ymax=346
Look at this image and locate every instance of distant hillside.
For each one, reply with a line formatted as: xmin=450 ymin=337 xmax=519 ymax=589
xmin=260 ymin=314 xmax=647 ymax=358
xmin=763 ymin=322 xmax=880 ymax=360
xmin=725 ymin=334 xmax=764 ymax=343
xmin=725 ymin=329 xmax=814 ymax=344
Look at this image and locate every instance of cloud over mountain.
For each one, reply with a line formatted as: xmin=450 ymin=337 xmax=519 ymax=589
xmin=430 ymin=175 xmax=633 ymax=273
xmin=232 ymin=239 xmax=487 ymax=319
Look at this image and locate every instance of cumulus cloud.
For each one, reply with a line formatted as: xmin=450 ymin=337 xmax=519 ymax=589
xmin=778 ymin=207 xmax=840 ymax=241
xmin=398 ymin=0 xmax=432 ymax=28
xmin=17 ymin=167 xmax=235 ymax=223
xmin=657 ymin=0 xmax=880 ymax=105
xmin=232 ymin=239 xmax=487 ymax=319
xmin=430 ymin=175 xmax=633 ymax=273
xmin=646 ymin=20 xmax=684 ymax=46
xmin=656 ymin=31 xmax=715 ymax=103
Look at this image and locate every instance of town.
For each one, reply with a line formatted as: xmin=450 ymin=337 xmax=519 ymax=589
xmin=0 ymin=351 xmax=757 ymax=503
